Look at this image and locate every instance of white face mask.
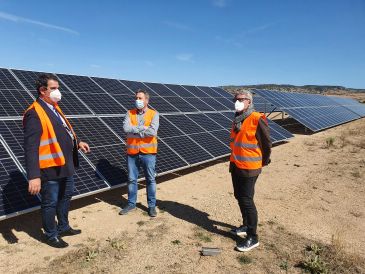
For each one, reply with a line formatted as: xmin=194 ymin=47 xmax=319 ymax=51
xmin=49 ymin=89 xmax=62 ymax=103
xmin=135 ymin=99 xmax=144 ymax=109
xmin=235 ymin=100 xmax=245 ymax=112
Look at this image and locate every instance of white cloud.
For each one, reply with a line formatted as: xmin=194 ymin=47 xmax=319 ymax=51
xmin=215 ymin=23 xmax=275 ymax=47
xmin=212 ymin=0 xmax=228 ymax=8
xmin=176 ymin=53 xmax=194 ymax=62
xmin=163 ymin=21 xmax=191 ymax=31
xmin=240 ymin=23 xmax=273 ymax=36
xmin=0 ymin=11 xmax=79 ymax=35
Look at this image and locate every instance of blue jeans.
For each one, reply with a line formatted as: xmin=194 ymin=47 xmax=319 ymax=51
xmin=127 ymin=154 xmax=156 ymax=208
xmin=40 ymin=176 xmax=74 ymax=239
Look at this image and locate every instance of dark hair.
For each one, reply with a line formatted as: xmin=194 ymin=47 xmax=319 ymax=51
xmin=35 ymin=73 xmax=59 ymax=95
xmin=135 ymin=89 xmax=150 ymax=100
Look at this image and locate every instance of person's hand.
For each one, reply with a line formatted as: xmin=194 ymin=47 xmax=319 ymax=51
xmin=28 ymin=178 xmax=41 ymax=195
xmin=78 ymin=141 xmax=91 ymax=153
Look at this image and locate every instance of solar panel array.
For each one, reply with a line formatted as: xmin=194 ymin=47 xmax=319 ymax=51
xmin=254 ymin=89 xmax=363 ymax=131
xmin=0 ymin=68 xmax=292 ymax=220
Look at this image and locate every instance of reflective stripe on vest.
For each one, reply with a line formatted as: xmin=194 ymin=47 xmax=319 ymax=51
xmin=39 ymin=151 xmax=64 ymax=160
xmin=233 ymin=142 xmax=259 ymax=149
xmin=232 ymin=154 xmax=262 ymax=162
xmin=230 ymin=112 xmax=264 ymax=170
xmin=126 ymin=108 xmax=158 ymax=155
xmin=23 ymin=101 xmax=73 ymax=168
xmin=39 ymin=137 xmax=58 ymax=146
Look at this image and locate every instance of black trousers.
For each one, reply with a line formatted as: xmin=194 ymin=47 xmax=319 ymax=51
xmin=231 ymin=173 xmax=258 ymax=237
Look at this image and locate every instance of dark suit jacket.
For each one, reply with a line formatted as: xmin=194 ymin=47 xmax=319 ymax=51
xmin=23 ymin=98 xmax=79 ymax=181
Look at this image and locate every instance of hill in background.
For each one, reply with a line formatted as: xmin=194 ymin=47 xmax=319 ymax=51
xmin=222 ymin=84 xmax=365 ymax=103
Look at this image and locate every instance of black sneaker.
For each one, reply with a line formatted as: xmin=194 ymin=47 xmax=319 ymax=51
xmin=236 ymin=235 xmax=259 ymax=252
xmin=148 ymin=207 xmax=157 ymax=217
xmin=230 ymin=225 xmax=248 ymax=236
xmin=45 ymin=236 xmax=69 ymax=248
xmin=119 ymin=205 xmax=136 ymax=215
xmin=59 ymin=228 xmax=82 ymax=237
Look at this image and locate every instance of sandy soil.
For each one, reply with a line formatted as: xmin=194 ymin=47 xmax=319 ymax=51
xmin=0 ymin=118 xmax=364 ymax=273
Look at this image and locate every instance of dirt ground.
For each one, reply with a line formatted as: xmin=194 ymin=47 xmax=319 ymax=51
xmin=0 ymin=118 xmax=364 ymax=273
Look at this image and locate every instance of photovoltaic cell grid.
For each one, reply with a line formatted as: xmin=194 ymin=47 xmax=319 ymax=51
xmin=0 ymin=140 xmax=40 ymax=218
xmin=11 ymin=69 xmax=93 ymax=116
xmin=0 ymin=67 xmax=295 ymax=220
xmin=328 ymin=96 xmax=365 ymax=117
xmin=0 ymin=120 xmax=111 ymax=200
xmin=254 ymin=89 xmax=362 ymax=132
xmin=267 ymin=120 xmax=294 ymax=143
xmin=0 ymin=69 xmax=34 ymax=117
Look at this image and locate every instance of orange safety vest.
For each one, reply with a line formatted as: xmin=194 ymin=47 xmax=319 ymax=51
xmin=23 ymin=101 xmax=77 ymax=169
xmin=230 ymin=112 xmax=265 ymax=170
xmin=126 ymin=108 xmax=158 ymax=155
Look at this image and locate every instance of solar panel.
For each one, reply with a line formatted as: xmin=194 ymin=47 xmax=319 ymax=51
xmin=267 ymin=119 xmax=294 ymax=143
xmin=0 ymin=67 xmax=298 ymax=220
xmin=164 ymin=84 xmax=194 ymax=97
xmin=181 ymin=85 xmax=210 ymax=97
xmin=100 ymin=116 xmax=127 ymax=141
xmin=188 ymin=132 xmax=230 ymax=157
xmin=74 ymin=93 xmax=126 ymax=114
xmin=0 ymin=140 xmax=40 ymax=219
xmin=254 ymin=89 xmax=361 ymax=131
xmin=215 ymin=97 xmax=234 ymax=110
xmin=148 ymin=96 xmax=180 ymax=113
xmin=186 ymin=113 xmax=227 ymax=131
xmin=329 ymin=96 xmax=365 ymax=117
xmin=253 ymin=95 xmax=277 ymax=113
xmin=112 ymin=94 xmax=137 ymax=111
xmin=162 ymin=135 xmax=213 ymax=165
xmin=197 ymin=86 xmax=223 ymax=97
xmin=164 ymin=115 xmax=206 ymax=134
xmin=84 ymin=144 xmax=128 ymax=186
xmin=183 ymin=97 xmax=216 ymax=111
xmin=73 ymin=154 xmax=110 ymax=196
xmin=158 ymin=116 xmax=186 ymax=138
xmin=156 ymin=141 xmax=188 ymax=174
xmin=12 ymin=69 xmax=94 ymax=115
xmin=159 ymin=96 xmax=199 ymax=112
xmin=210 ymin=129 xmax=231 ymax=146
xmin=0 ymin=139 xmax=11 ymax=159
xmin=0 ymin=120 xmax=24 ymax=157
xmin=205 ymin=112 xmax=232 ymax=129
xmin=0 ymin=119 xmax=110 ymax=198
xmin=120 ymin=80 xmax=158 ymax=96
xmin=143 ymin=82 xmax=177 ymax=97
xmin=68 ymin=118 xmax=123 ymax=147
xmin=283 ymin=106 xmax=359 ymax=131
xmin=57 ymin=74 xmax=107 ymax=94
xmin=200 ymin=97 xmax=229 ymax=111
xmin=210 ymin=87 xmax=232 ymax=98
xmin=91 ymin=77 xmax=134 ymax=95
xmin=0 ymin=69 xmax=34 ymax=117
xmin=12 ymin=69 xmax=68 ymax=92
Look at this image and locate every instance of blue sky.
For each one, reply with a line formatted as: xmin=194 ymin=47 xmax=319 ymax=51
xmin=0 ymin=0 xmax=364 ymax=88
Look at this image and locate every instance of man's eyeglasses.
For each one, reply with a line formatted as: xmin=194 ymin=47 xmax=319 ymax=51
xmin=234 ymin=98 xmax=250 ymax=102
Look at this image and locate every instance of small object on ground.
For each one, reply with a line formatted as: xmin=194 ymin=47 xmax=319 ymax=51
xmin=201 ymin=247 xmax=222 ymax=256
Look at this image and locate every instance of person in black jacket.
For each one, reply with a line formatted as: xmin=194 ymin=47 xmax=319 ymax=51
xmin=23 ymin=74 xmax=90 ymax=248
xmin=229 ymin=90 xmax=272 ymax=252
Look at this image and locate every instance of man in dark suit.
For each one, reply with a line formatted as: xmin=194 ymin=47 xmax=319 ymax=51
xmin=23 ymin=74 xmax=90 ymax=248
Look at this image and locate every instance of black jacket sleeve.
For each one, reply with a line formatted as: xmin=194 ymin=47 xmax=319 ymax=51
xmin=256 ymin=117 xmax=272 ymax=166
xmin=23 ymin=109 xmax=42 ymax=180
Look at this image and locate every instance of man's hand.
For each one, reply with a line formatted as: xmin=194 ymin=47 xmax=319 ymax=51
xmin=78 ymin=141 xmax=91 ymax=153
xmin=28 ymin=178 xmax=41 ymax=195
